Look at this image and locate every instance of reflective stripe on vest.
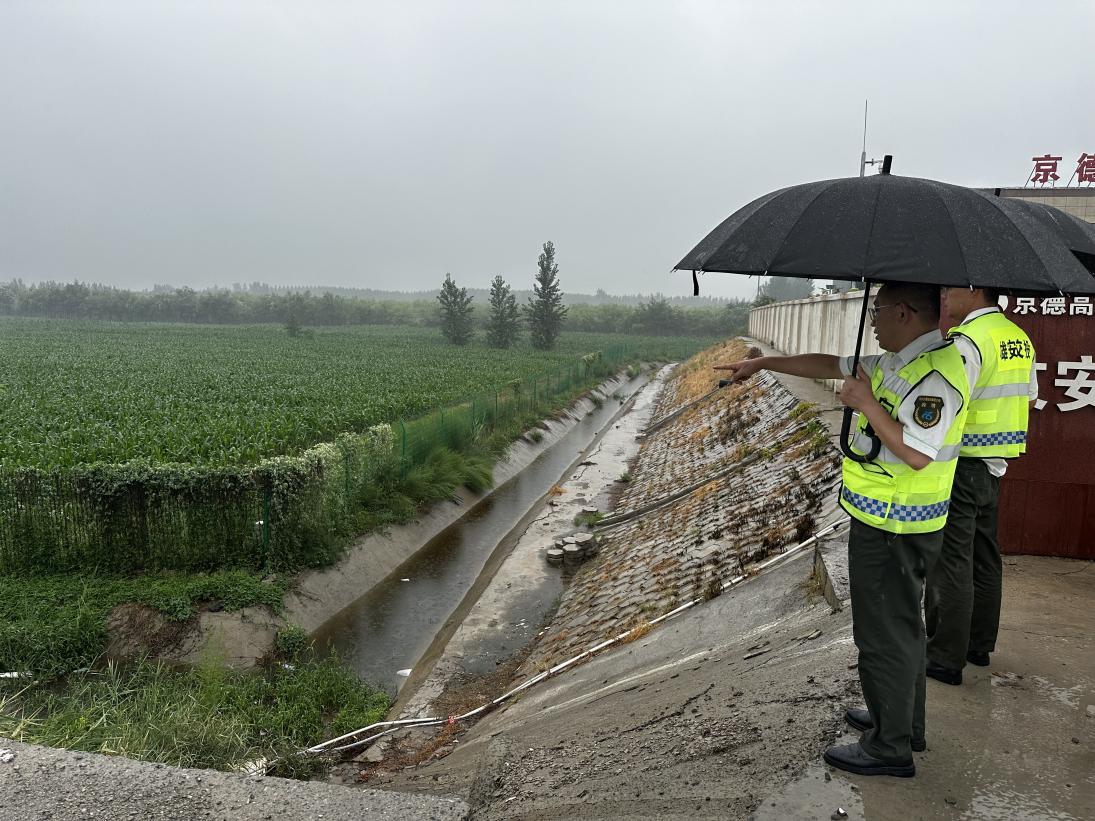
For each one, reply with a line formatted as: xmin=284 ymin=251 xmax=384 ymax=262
xmin=839 ymin=341 xmax=970 ymax=535
xmin=841 ymin=487 xmax=951 ymax=524
xmin=948 ymin=310 xmax=1034 ymax=459
xmin=962 ymin=430 xmax=1026 ymax=448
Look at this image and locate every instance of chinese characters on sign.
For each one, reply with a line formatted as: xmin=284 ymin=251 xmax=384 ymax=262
xmin=1077 ymin=153 xmax=1095 ymax=185
xmin=1001 ymin=295 xmax=1094 ymax=412
xmin=1010 ymin=296 xmax=1093 ymax=316
xmin=1030 ymin=358 xmax=1095 ymax=413
xmin=1054 ymin=356 xmax=1095 ymax=412
xmin=1030 ymin=154 xmax=1062 ymax=185
xmin=1028 ymin=152 xmax=1095 ymax=186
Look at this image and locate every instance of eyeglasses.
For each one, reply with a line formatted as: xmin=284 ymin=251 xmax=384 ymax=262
xmin=868 ymin=302 xmax=918 ymax=322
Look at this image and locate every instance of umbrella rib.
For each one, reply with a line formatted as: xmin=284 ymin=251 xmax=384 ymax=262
xmin=980 ymin=192 xmax=1065 ymax=293
xmin=752 ymin=180 xmax=839 ymax=280
xmin=923 ymin=182 xmax=972 ymax=288
xmin=859 ymin=183 xmax=884 ymax=281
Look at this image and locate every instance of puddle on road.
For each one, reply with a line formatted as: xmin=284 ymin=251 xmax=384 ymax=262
xmin=753 ymin=762 xmax=864 ymax=821
xmin=962 ymin=783 xmax=1082 ymax=821
xmin=312 ymin=371 xmax=653 ymax=697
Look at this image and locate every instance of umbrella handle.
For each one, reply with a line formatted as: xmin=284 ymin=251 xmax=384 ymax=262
xmin=839 ymin=279 xmax=881 ymax=463
xmin=839 ymin=408 xmax=881 ymax=463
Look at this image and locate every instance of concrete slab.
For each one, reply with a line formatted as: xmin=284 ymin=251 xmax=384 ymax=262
xmin=833 ymin=555 xmax=1095 ymax=821
xmin=0 ymin=738 xmax=468 ymax=821
xmin=375 ymin=552 xmax=863 ymax=819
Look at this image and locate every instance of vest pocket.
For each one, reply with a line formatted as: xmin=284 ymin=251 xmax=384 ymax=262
xmin=970 ymin=408 xmax=998 ymax=425
xmin=840 ymin=463 xmax=896 ymax=527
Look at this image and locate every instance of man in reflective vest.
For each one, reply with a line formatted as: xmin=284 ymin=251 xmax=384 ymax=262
xmin=716 ymin=282 xmax=969 ymax=778
xmin=922 ymin=288 xmax=1037 ymax=684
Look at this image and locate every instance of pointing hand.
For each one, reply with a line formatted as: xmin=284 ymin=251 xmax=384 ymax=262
xmin=713 ymin=358 xmax=763 ymax=383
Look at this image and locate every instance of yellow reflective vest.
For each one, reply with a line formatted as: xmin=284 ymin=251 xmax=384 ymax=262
xmin=948 ymin=310 xmax=1034 ymax=459
xmin=840 ymin=341 xmax=970 ymax=534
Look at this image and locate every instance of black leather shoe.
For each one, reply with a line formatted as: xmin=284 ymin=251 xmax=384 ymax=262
xmin=844 ymin=707 xmax=926 ymax=751
xmin=926 ymin=660 xmax=962 ymax=685
xmin=823 ymin=742 xmax=915 ymax=777
xmin=966 ymin=650 xmax=990 ymax=667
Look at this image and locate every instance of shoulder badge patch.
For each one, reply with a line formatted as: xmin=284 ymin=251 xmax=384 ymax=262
xmin=914 ymin=396 xmax=944 ymax=429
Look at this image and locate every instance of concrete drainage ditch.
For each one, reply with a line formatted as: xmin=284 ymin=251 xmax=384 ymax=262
xmin=342 ymin=340 xmax=842 ymax=778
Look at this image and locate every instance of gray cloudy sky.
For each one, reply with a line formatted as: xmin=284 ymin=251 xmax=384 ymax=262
xmin=1 ymin=1 xmax=1093 ymax=300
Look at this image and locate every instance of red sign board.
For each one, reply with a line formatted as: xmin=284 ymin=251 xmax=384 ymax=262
xmin=996 ymin=297 xmax=1095 ymax=558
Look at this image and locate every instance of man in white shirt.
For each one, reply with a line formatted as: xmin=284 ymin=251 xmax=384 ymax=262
xmin=715 ymin=283 xmax=970 ymax=778
xmin=922 ymin=288 xmax=1038 ymax=684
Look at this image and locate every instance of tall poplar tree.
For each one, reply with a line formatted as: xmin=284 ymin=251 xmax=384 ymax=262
xmin=437 ymin=273 xmax=474 ymax=345
xmin=524 ymin=241 xmax=568 ymax=350
xmin=486 ymin=275 xmax=520 ymax=348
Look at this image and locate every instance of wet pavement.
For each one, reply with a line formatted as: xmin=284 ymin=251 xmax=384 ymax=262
xmin=834 ymin=555 xmax=1094 ymax=821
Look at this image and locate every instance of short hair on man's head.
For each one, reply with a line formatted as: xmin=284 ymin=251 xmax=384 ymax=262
xmin=980 ymin=286 xmax=1003 ymax=304
xmin=877 ymin=282 xmax=940 ymax=321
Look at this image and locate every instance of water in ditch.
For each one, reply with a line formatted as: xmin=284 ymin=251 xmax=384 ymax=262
xmin=313 ymin=371 xmax=653 ymax=697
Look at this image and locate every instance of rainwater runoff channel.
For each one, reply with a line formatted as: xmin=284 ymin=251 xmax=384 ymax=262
xmin=312 ymin=366 xmax=666 ymax=702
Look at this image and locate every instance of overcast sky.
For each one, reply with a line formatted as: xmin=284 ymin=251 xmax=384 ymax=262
xmin=1 ymin=1 xmax=1092 ymax=300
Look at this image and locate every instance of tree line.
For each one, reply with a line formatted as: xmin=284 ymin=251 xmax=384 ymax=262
xmin=207 ymin=280 xmax=737 ymax=308
xmin=1 ymin=241 xmax=778 ymax=341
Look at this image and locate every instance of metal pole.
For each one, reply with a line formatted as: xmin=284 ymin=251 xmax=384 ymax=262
xmin=859 ymin=99 xmax=868 ymax=177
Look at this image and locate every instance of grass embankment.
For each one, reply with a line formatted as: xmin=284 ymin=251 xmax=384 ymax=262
xmin=0 ymin=573 xmax=388 ymax=776
xmin=0 ymin=571 xmax=286 ymax=676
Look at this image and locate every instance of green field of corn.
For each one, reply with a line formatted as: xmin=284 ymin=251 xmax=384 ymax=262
xmin=0 ymin=318 xmax=712 ymax=468
xmin=0 ymin=318 xmax=716 ymax=574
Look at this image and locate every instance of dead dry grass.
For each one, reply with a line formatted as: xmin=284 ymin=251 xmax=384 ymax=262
xmin=668 ymin=338 xmax=749 ymax=407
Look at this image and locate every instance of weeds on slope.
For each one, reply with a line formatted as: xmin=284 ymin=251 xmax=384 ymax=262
xmin=0 ymin=652 xmax=389 ymax=778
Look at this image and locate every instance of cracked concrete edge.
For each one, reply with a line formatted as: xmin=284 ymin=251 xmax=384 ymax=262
xmin=813 ymin=533 xmax=851 ymax=612
xmin=0 ymin=737 xmax=470 ymax=821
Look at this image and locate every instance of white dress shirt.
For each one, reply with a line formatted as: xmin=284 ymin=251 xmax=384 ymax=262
xmin=840 ymin=330 xmax=966 ymax=461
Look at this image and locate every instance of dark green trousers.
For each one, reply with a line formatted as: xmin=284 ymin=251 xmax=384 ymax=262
xmin=925 ymin=458 xmax=1002 ymax=670
xmin=848 ymin=517 xmax=943 ymax=763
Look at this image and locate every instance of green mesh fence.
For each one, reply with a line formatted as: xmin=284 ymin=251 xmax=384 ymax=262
xmin=0 ymin=347 xmax=633 ymax=574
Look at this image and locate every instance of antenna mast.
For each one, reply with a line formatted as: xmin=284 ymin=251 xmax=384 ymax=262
xmin=859 ymin=100 xmax=868 ymax=177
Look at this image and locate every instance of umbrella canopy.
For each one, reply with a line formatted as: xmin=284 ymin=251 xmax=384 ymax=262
xmin=675 ymin=173 xmax=1095 ymax=294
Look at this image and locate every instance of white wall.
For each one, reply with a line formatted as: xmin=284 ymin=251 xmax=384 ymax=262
xmin=748 ymin=289 xmax=881 ymax=392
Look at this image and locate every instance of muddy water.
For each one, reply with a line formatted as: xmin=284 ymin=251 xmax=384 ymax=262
xmin=313 ymin=372 xmax=652 ymax=697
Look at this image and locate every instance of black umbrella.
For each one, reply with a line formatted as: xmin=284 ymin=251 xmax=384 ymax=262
xmin=674 ymin=164 xmax=1095 ymax=462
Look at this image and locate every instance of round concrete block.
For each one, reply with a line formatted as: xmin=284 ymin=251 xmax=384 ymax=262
xmin=546 ymin=548 xmax=565 ymax=566
xmin=563 ymin=544 xmax=585 ymax=564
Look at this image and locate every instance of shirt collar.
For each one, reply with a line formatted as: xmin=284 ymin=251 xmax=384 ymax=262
xmin=960 ymin=306 xmax=1002 ymax=324
xmin=890 ymin=329 xmax=944 ymax=369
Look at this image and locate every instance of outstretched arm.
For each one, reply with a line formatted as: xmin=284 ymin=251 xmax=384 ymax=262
xmin=714 ymin=353 xmax=843 ymax=382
